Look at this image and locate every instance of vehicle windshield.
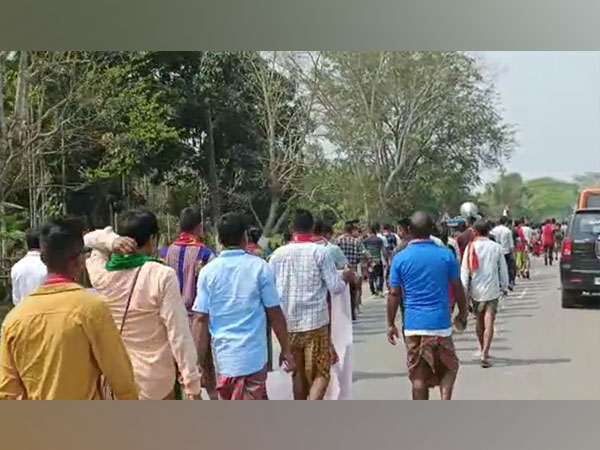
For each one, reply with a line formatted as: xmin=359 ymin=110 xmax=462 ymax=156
xmin=572 ymin=212 xmax=600 ymax=239
xmin=587 ymin=194 xmax=600 ymax=208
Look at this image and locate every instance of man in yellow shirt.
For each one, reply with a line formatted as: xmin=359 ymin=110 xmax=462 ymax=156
xmin=0 ymin=218 xmax=138 ymax=400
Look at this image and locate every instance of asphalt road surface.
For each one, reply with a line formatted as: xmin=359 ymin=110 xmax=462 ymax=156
xmin=352 ymin=257 xmax=600 ymax=400
xmin=268 ymin=256 xmax=600 ymax=399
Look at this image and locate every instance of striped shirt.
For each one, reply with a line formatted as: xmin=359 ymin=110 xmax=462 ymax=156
xmin=161 ymin=244 xmax=214 ymax=312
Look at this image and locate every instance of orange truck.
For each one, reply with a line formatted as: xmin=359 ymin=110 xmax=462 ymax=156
xmin=578 ymin=188 xmax=600 ymax=209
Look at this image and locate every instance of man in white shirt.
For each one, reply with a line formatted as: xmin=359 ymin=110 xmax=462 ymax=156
xmin=490 ymin=216 xmax=515 ymax=290
xmin=520 ymin=219 xmax=533 ymax=248
xmin=461 ymin=221 xmax=509 ymax=368
xmin=11 ymin=229 xmax=48 ymax=305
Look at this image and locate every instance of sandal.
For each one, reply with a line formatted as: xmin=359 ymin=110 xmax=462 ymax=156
xmin=480 ymin=359 xmax=492 ymax=368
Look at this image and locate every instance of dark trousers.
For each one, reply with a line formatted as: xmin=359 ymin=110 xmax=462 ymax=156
xmin=504 ymin=253 xmax=516 ymax=286
xmin=369 ymin=263 xmax=384 ymax=295
xmin=544 ymin=244 xmax=554 ymax=266
xmin=349 ymin=282 xmax=358 ymax=321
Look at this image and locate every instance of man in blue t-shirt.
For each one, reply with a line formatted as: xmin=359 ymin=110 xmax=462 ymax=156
xmin=387 ymin=211 xmax=468 ymax=400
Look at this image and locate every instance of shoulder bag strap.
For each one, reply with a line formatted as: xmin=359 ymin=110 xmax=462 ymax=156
xmin=119 ymin=267 xmax=142 ymax=334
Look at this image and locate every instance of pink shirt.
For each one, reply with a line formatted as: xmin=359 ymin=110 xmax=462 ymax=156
xmin=85 ymin=228 xmax=201 ymax=400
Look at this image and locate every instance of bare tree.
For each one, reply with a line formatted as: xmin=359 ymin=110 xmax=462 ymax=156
xmin=245 ymin=51 xmax=320 ymax=236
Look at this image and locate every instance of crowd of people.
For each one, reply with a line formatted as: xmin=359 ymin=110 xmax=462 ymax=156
xmin=0 ymin=204 xmax=566 ymax=400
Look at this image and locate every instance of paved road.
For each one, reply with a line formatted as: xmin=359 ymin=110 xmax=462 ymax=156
xmin=352 ymin=257 xmax=600 ymax=400
xmin=268 ymin=256 xmax=600 ymax=399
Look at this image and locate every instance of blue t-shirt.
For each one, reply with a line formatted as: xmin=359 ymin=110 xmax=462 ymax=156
xmin=389 ymin=240 xmax=459 ymax=331
xmin=192 ymin=249 xmax=280 ymax=377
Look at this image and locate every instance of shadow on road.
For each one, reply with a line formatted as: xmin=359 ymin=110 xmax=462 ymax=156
xmin=353 ymin=371 xmax=408 ymax=382
xmin=461 ymin=357 xmax=571 ymax=368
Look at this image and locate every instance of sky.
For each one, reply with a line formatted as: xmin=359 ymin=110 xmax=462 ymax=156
xmin=480 ymin=51 xmax=600 ymax=184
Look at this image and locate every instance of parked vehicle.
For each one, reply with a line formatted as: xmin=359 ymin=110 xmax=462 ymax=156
xmin=560 ymin=208 xmax=600 ymax=308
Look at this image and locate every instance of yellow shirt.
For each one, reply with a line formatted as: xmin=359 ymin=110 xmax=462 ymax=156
xmin=0 ymin=283 xmax=139 ymax=400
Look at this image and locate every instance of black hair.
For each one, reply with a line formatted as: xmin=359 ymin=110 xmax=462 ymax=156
xmin=248 ymin=227 xmax=262 ymax=245
xmin=398 ymin=218 xmax=411 ymax=231
xmin=457 ymin=221 xmax=467 ymax=233
xmin=499 ymin=216 xmax=509 ymax=225
xmin=474 ymin=219 xmax=490 ymax=236
xmin=179 ymin=207 xmax=202 ymax=233
xmin=218 ymin=213 xmax=248 ymax=248
xmin=344 ymin=222 xmax=355 ymax=233
xmin=40 ymin=218 xmax=85 ymax=273
xmin=314 ymin=219 xmax=334 ymax=236
xmin=293 ymin=209 xmax=314 ymax=233
xmin=120 ymin=210 xmax=160 ymax=247
xmin=26 ymin=229 xmax=41 ymax=250
xmin=466 ymin=216 xmax=477 ymax=226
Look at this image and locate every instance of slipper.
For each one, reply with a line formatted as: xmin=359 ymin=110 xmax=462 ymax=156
xmin=480 ymin=359 xmax=492 ymax=368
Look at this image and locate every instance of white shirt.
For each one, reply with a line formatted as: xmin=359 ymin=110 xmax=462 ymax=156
xmin=521 ymin=226 xmax=533 ymax=246
xmin=10 ymin=250 xmax=47 ymax=305
xmin=490 ymin=225 xmax=514 ymax=255
xmin=461 ymin=238 xmax=509 ymax=303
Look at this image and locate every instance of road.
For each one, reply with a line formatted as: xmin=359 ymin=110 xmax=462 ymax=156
xmin=268 ymin=257 xmax=600 ymax=399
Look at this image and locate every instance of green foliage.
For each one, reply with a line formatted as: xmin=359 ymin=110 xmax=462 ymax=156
xmin=479 ymin=172 xmax=579 ymax=222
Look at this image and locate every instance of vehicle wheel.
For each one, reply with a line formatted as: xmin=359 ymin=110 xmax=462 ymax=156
xmin=561 ymin=289 xmax=579 ymax=309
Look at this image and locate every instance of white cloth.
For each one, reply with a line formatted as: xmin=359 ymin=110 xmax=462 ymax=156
xmin=325 ymin=279 xmax=353 ymax=400
xmin=404 ymin=328 xmax=452 ymax=337
xmin=429 ymin=235 xmax=445 ymax=247
xmin=490 ymin=225 xmax=514 ymax=255
xmin=521 ymin=226 xmax=533 ymax=246
xmin=461 ymin=238 xmax=509 ymax=303
xmin=10 ymin=251 xmax=47 ymax=305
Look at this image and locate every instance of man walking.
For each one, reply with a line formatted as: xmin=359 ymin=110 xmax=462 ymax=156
xmin=456 ymin=216 xmax=477 ymax=261
xmin=337 ymin=221 xmax=367 ymax=320
xmin=160 ymin=207 xmax=216 ymax=398
xmin=192 ymin=213 xmax=294 ymax=400
xmin=491 ymin=216 xmax=515 ymax=289
xmin=364 ymin=224 xmax=385 ymax=297
xmin=541 ymin=219 xmax=556 ymax=266
xmin=387 ymin=212 xmax=468 ymax=400
xmin=461 ymin=220 xmax=509 ymax=368
xmin=85 ymin=211 xmax=202 ymax=400
xmin=1 ymin=219 xmax=138 ymax=400
xmin=270 ymin=209 xmax=352 ymax=400
xmin=10 ymin=229 xmax=47 ymax=305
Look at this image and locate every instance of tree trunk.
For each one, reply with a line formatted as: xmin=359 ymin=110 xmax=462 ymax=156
xmin=262 ymin=194 xmax=281 ymax=237
xmin=206 ymin=106 xmax=221 ymax=246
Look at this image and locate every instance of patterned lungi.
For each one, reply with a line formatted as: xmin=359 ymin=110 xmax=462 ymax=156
xmin=217 ymin=366 xmax=269 ymax=400
xmin=289 ymin=325 xmax=331 ymax=385
xmin=405 ymin=335 xmax=459 ymax=388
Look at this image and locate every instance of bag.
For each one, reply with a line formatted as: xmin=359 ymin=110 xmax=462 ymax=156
xmin=100 ymin=267 xmax=142 ymax=400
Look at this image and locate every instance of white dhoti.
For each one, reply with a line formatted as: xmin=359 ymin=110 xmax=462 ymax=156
xmin=266 ymin=279 xmax=354 ymax=400
xmin=325 ymin=281 xmax=353 ymax=400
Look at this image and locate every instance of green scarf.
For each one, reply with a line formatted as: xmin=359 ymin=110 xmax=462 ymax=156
xmin=106 ymin=253 xmax=162 ymax=271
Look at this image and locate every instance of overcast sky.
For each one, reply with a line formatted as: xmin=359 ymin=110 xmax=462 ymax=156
xmin=480 ymin=51 xmax=600 ymax=183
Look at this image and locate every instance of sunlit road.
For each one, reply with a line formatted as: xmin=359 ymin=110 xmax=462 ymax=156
xmin=352 ymin=258 xmax=600 ymax=400
xmin=267 ymin=257 xmax=600 ymax=399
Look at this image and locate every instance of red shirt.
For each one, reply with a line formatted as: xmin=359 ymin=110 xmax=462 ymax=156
xmin=542 ymin=224 xmax=555 ymax=246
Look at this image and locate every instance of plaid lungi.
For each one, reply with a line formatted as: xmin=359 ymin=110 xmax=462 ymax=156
xmin=405 ymin=335 xmax=459 ymax=388
xmin=217 ymin=366 xmax=269 ymax=400
xmin=289 ymin=325 xmax=331 ymax=385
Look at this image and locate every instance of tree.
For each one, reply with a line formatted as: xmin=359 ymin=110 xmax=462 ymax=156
xmin=307 ymin=52 xmax=514 ymax=217
xmin=574 ymin=172 xmax=600 ymax=189
xmin=243 ymin=52 xmax=319 ymax=236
